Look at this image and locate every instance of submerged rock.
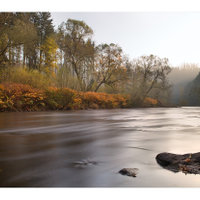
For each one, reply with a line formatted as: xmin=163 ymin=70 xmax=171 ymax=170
xmin=119 ymin=168 xmax=138 ymax=177
xmin=73 ymin=159 xmax=97 ymax=168
xmin=156 ymin=152 xmax=200 ymax=174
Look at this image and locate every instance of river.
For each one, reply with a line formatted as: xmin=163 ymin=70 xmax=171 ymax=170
xmin=0 ymin=107 xmax=200 ymax=187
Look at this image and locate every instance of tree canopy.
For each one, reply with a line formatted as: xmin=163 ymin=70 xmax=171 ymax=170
xmin=0 ymin=12 xmax=174 ymax=107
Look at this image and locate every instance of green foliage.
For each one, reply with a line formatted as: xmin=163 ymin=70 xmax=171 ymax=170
xmin=0 ymin=13 xmax=37 ymax=69
xmin=44 ymin=87 xmax=78 ymax=110
xmin=55 ymin=67 xmax=81 ymax=90
xmin=40 ymin=36 xmax=59 ymax=76
xmin=6 ymin=68 xmax=54 ymax=89
xmin=184 ymin=72 xmax=200 ymax=106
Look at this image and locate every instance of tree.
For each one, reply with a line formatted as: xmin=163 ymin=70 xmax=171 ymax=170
xmin=40 ymin=36 xmax=58 ymax=76
xmin=0 ymin=13 xmax=37 ymax=67
xmin=0 ymin=12 xmax=38 ymax=83
xmin=24 ymin=12 xmax=55 ymax=71
xmin=130 ymin=54 xmax=172 ymax=101
xmin=56 ymin=19 xmax=95 ymax=91
xmin=94 ymin=43 xmax=127 ymax=92
xmin=36 ymin=12 xmax=55 ymax=71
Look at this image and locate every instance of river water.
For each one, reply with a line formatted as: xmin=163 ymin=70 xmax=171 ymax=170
xmin=0 ymin=107 xmax=200 ymax=187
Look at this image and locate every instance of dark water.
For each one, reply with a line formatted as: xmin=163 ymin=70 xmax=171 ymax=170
xmin=1 ymin=107 xmax=200 ymax=187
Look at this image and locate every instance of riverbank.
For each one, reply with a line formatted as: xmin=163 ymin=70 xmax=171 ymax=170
xmin=0 ymin=82 xmax=164 ymax=112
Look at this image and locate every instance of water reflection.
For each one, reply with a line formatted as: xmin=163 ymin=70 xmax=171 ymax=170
xmin=0 ymin=108 xmax=200 ymax=187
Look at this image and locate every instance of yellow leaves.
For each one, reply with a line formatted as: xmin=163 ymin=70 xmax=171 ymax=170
xmin=24 ymin=93 xmax=38 ymax=98
xmin=40 ymin=36 xmax=59 ymax=76
xmin=48 ymin=87 xmax=58 ymax=91
xmin=73 ymin=98 xmax=82 ymax=103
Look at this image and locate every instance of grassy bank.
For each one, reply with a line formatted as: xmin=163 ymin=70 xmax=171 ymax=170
xmin=0 ymin=83 xmax=163 ymax=112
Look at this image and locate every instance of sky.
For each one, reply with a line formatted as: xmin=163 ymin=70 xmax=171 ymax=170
xmin=51 ymin=12 xmax=200 ymax=67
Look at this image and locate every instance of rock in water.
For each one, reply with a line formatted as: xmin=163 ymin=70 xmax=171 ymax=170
xmin=156 ymin=152 xmax=200 ymax=174
xmin=119 ymin=168 xmax=138 ymax=177
xmin=73 ymin=159 xmax=97 ymax=168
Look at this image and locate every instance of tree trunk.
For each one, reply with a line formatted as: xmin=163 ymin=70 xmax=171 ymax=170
xmin=94 ymin=81 xmax=104 ymax=92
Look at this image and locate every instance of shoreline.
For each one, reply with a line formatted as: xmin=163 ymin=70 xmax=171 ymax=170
xmin=0 ymin=82 xmax=176 ymax=112
xmin=0 ymin=105 xmax=180 ymax=113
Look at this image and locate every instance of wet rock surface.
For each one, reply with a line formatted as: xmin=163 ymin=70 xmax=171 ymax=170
xmin=119 ymin=168 xmax=138 ymax=177
xmin=156 ymin=152 xmax=200 ymax=174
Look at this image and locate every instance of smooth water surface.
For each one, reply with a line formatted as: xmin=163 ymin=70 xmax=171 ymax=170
xmin=1 ymin=107 xmax=200 ymax=187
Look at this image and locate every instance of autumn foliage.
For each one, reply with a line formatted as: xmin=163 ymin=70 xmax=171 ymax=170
xmin=0 ymin=83 xmax=130 ymax=111
xmin=143 ymin=97 xmax=159 ymax=107
xmin=0 ymin=83 xmax=45 ymax=111
xmin=0 ymin=83 xmax=163 ymax=112
xmin=79 ymin=91 xmax=129 ymax=109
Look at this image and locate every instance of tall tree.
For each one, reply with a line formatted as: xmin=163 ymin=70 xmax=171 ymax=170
xmin=56 ymin=19 xmax=95 ymax=91
xmin=31 ymin=12 xmax=55 ymax=71
xmin=94 ymin=43 xmax=127 ymax=92
xmin=40 ymin=35 xmax=58 ymax=76
xmin=130 ymin=54 xmax=172 ymax=101
xmin=18 ymin=12 xmax=55 ymax=70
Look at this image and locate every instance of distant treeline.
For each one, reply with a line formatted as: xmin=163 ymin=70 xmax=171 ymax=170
xmin=168 ymin=63 xmax=200 ymax=106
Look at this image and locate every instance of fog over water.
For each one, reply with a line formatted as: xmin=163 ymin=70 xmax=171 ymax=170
xmin=1 ymin=108 xmax=200 ymax=187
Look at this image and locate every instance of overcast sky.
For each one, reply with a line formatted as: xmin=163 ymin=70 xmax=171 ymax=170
xmin=51 ymin=12 xmax=200 ymax=67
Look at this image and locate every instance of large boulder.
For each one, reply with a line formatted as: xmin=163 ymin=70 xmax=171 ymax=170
xmin=156 ymin=152 xmax=200 ymax=174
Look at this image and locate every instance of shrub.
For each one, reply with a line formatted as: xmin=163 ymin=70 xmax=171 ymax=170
xmin=143 ymin=97 xmax=158 ymax=107
xmin=0 ymin=83 xmax=45 ymax=111
xmin=7 ymin=68 xmax=54 ymax=89
xmin=44 ymin=87 xmax=79 ymax=110
xmin=0 ymin=82 xmax=130 ymax=111
xmin=79 ymin=91 xmax=129 ymax=109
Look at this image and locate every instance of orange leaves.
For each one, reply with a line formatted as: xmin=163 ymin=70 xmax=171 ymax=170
xmin=184 ymin=154 xmax=192 ymax=163
xmin=79 ymin=91 xmax=129 ymax=109
xmin=184 ymin=159 xmax=191 ymax=162
xmin=143 ymin=97 xmax=158 ymax=107
xmin=0 ymin=82 xmax=130 ymax=111
xmin=0 ymin=83 xmax=45 ymax=111
xmin=0 ymin=84 xmax=4 ymax=91
xmin=69 ymin=98 xmax=82 ymax=110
